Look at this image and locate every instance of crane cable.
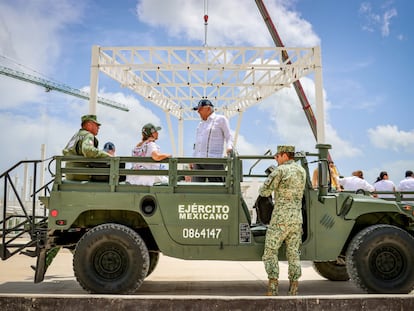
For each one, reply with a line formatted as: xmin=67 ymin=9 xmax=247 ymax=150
xmin=203 ymin=0 xmax=209 ymax=46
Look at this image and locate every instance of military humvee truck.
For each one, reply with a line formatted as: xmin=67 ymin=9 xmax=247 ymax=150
xmin=1 ymin=144 xmax=414 ymax=294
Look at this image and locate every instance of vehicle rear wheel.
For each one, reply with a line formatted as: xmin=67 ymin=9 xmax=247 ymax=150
xmin=346 ymin=224 xmax=414 ymax=294
xmin=73 ymin=223 xmax=149 ymax=294
xmin=313 ymin=259 xmax=349 ymax=281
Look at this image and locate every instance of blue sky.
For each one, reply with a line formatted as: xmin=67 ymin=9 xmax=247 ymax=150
xmin=0 ymin=0 xmax=413 ymax=186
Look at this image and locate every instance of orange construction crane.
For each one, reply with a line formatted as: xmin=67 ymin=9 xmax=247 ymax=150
xmin=255 ymin=0 xmax=332 ymax=162
xmin=255 ymin=0 xmax=317 ymax=140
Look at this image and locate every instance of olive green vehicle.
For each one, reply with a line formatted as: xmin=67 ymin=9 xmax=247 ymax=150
xmin=1 ymin=144 xmax=414 ymax=294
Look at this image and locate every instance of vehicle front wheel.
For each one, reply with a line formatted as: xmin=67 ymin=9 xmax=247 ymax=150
xmin=73 ymin=223 xmax=149 ymax=294
xmin=346 ymin=224 xmax=414 ymax=294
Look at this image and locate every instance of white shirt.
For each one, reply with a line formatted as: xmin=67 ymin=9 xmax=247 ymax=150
xmin=397 ymin=177 xmax=414 ymax=203
xmin=337 ymin=176 xmax=375 ymax=192
xmin=193 ymin=112 xmax=233 ymax=158
xmin=374 ymin=180 xmax=396 ymax=198
xmin=126 ymin=141 xmax=167 ymax=186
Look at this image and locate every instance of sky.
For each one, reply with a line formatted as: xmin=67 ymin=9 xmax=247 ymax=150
xmin=1 ymin=0 xmax=414 ymax=187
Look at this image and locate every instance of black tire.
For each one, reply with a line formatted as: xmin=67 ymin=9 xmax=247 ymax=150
xmin=147 ymin=251 xmax=160 ymax=277
xmin=313 ymin=260 xmax=350 ymax=281
xmin=73 ymin=223 xmax=149 ymax=294
xmin=346 ymin=224 xmax=414 ymax=294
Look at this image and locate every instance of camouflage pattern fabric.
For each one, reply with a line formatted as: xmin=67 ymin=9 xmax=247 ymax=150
xmin=262 ymin=223 xmax=302 ymax=280
xmin=276 ymin=145 xmax=295 ymax=154
xmin=63 ymin=129 xmax=109 ymax=158
xmin=62 ymin=129 xmax=109 ymax=180
xmin=81 ymin=114 xmax=101 ymax=125
xmin=259 ymin=159 xmax=306 ymax=281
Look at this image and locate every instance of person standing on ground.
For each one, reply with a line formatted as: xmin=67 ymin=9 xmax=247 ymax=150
xmin=397 ymin=170 xmax=414 ymax=204
xmin=374 ymin=171 xmax=395 ymax=199
xmin=63 ymin=114 xmax=111 ymax=180
xmin=191 ymin=99 xmax=233 ymax=182
xmin=259 ymin=145 xmax=306 ymax=296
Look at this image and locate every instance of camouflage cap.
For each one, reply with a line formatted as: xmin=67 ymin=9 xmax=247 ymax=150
xmin=81 ymin=114 xmax=101 ymax=126
xmin=276 ymin=145 xmax=295 ymax=154
xmin=142 ymin=123 xmax=161 ymax=136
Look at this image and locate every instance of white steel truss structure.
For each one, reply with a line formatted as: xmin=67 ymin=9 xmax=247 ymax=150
xmin=88 ymin=46 xmax=325 ymax=155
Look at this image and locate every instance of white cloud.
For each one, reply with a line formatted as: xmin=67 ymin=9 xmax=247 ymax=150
xmin=0 ymin=0 xmax=90 ymax=172
xmin=0 ymin=0 xmax=83 ymax=72
xmin=233 ymin=132 xmax=258 ymax=155
xmin=93 ymin=91 xmax=166 ymax=157
xmin=381 ymin=8 xmax=397 ymax=36
xmin=0 ymin=87 xmax=162 ymax=173
xmin=257 ymin=76 xmax=361 ymax=160
xmin=359 ymin=1 xmax=398 ymax=37
xmin=136 ymin=0 xmax=319 ymax=47
xmin=368 ymin=125 xmax=414 ymax=152
xmin=0 ymin=0 xmax=85 ymax=109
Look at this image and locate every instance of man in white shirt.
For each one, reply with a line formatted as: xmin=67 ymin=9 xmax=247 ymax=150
xmin=336 ymin=170 xmax=375 ymax=193
xmin=192 ymin=99 xmax=233 ymax=182
xmin=398 ymin=170 xmax=414 ymax=204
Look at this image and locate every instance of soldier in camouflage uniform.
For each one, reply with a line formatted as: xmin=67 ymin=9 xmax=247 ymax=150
xmin=34 ymin=115 xmax=111 ymax=270
xmin=259 ymin=145 xmax=306 ymax=296
xmin=62 ymin=114 xmax=111 ymax=180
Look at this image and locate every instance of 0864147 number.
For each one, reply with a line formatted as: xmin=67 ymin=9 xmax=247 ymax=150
xmin=182 ymin=228 xmax=222 ymax=239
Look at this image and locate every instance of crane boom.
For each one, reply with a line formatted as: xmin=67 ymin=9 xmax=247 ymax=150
xmin=255 ymin=0 xmax=317 ymax=140
xmin=255 ymin=0 xmax=331 ymax=161
xmin=0 ymin=65 xmax=128 ymax=112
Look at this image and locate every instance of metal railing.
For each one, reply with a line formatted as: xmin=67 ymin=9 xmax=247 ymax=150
xmin=0 ymin=159 xmax=52 ymax=260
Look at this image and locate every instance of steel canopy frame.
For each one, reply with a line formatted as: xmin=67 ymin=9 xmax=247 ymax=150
xmin=88 ymin=45 xmax=325 ymax=155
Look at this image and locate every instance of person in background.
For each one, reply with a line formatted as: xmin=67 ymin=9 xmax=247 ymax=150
xmin=63 ymin=114 xmax=111 ymax=180
xmin=374 ymin=171 xmax=395 ymax=199
xmin=103 ymin=141 xmax=116 ymax=156
xmin=259 ymin=145 xmax=306 ymax=296
xmin=397 ymin=170 xmax=414 ymax=204
xmin=312 ymin=161 xmax=341 ymax=191
xmin=126 ymin=123 xmax=171 ymax=186
xmin=336 ymin=170 xmax=375 ymax=193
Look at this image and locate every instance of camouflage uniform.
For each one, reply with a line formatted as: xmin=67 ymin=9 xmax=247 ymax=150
xmin=36 ymin=115 xmax=109 ymax=272
xmin=62 ymin=115 xmax=109 ymax=180
xmin=260 ymin=146 xmax=306 ymax=285
xmin=63 ymin=128 xmax=109 ymax=158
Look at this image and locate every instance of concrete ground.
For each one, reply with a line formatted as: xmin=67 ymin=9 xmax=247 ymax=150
xmin=0 ymin=248 xmax=360 ymax=296
xmin=1 ymin=249 xmax=413 ymax=310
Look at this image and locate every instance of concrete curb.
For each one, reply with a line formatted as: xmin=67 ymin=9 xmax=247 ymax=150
xmin=1 ymin=294 xmax=414 ymax=311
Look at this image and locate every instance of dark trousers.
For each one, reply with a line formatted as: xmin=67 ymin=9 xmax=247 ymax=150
xmin=192 ymin=163 xmax=225 ymax=182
